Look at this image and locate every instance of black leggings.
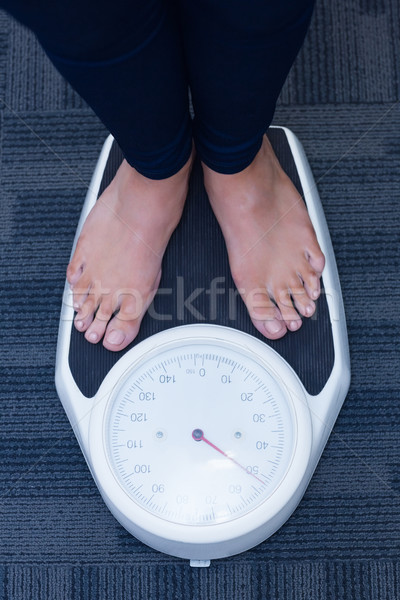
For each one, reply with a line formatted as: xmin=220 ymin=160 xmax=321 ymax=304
xmin=2 ymin=0 xmax=315 ymax=179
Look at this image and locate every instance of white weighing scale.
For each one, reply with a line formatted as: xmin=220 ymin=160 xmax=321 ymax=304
xmin=56 ymin=127 xmax=350 ymax=566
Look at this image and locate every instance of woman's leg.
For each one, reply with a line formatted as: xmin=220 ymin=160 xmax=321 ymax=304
xmin=3 ymin=0 xmax=192 ymax=178
xmin=2 ymin=0 xmax=194 ymax=349
xmin=178 ymin=0 xmax=325 ymax=338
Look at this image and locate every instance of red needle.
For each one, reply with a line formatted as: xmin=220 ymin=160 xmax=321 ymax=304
xmin=192 ymin=429 xmax=266 ymax=486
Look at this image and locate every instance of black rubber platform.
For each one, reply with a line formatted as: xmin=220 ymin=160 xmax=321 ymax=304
xmin=69 ymin=128 xmax=334 ymax=397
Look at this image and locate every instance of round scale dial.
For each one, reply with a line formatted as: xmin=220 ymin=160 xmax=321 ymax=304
xmin=105 ymin=338 xmax=297 ymax=526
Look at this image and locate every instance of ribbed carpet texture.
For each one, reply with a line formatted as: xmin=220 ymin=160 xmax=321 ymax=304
xmin=0 ymin=0 xmax=399 ymax=599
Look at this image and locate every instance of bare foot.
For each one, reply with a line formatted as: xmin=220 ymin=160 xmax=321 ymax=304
xmin=67 ymin=153 xmax=193 ymax=351
xmin=202 ymin=134 xmax=325 ymax=339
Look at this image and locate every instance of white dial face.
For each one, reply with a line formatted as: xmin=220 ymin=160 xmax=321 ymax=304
xmin=105 ymin=339 xmax=296 ymax=526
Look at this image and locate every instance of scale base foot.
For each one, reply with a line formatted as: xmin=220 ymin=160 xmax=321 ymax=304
xmin=190 ymin=560 xmax=211 ymax=568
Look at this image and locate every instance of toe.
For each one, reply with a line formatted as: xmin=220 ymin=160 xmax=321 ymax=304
xmin=289 ymin=279 xmax=316 ymax=318
xmin=293 ymin=294 xmax=316 ymax=318
xmin=306 ymin=247 xmax=325 ymax=276
xmin=244 ymin=288 xmax=288 ymax=340
xmin=257 ymin=317 xmax=287 ymax=339
xmin=74 ymin=280 xmax=105 ymax=333
xmin=300 ymin=265 xmax=321 ymax=301
xmin=102 ymin=294 xmax=146 ymax=351
xmin=103 ymin=317 xmax=141 ymax=351
xmin=74 ymin=295 xmax=98 ymax=333
xmin=275 ymin=288 xmax=302 ymax=332
xmin=85 ymin=300 xmax=114 ymax=344
xmin=71 ymin=275 xmax=91 ymax=311
xmin=66 ymin=255 xmax=85 ymax=288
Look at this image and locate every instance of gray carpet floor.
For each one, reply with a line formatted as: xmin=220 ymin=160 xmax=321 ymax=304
xmin=0 ymin=0 xmax=399 ymax=598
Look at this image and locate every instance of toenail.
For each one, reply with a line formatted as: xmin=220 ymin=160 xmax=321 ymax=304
xmin=265 ymin=320 xmax=283 ymax=335
xmin=88 ymin=332 xmax=98 ymax=342
xmin=289 ymin=320 xmax=301 ymax=330
xmin=75 ymin=320 xmax=84 ymax=329
xmin=73 ymin=302 xmax=80 ymax=310
xmin=305 ymin=305 xmax=314 ymax=316
xmin=312 ymin=290 xmax=319 ymax=299
xmin=107 ymin=329 xmax=125 ymax=345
